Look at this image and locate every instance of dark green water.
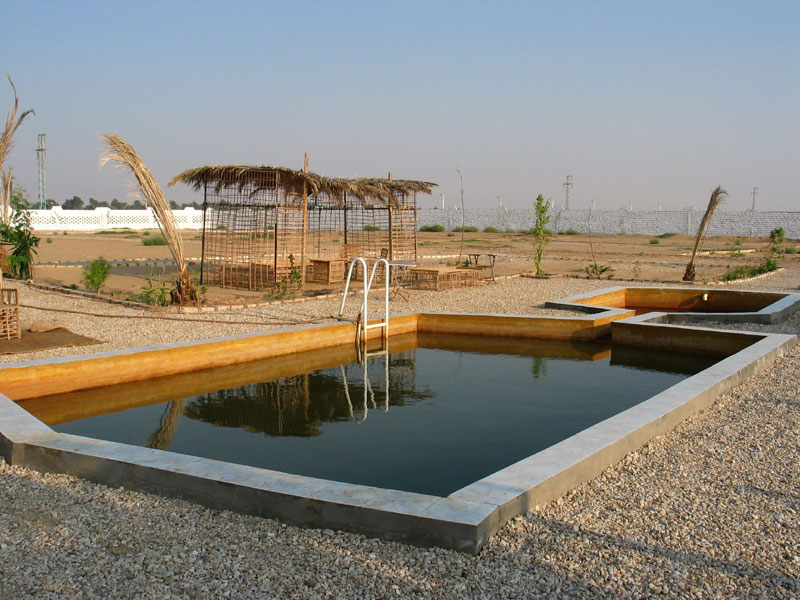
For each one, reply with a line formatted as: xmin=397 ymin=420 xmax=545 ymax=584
xmin=50 ymin=337 xmax=719 ymax=496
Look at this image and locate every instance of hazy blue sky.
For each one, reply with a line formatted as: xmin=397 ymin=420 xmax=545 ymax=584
xmin=2 ymin=1 xmax=798 ymax=211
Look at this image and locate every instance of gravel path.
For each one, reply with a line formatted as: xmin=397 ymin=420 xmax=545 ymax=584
xmin=1 ymin=272 xmax=799 ymax=598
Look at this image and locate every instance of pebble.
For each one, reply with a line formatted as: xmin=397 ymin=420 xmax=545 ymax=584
xmin=1 ymin=272 xmax=799 ymax=597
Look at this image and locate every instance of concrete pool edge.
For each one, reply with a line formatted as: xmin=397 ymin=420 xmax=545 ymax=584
xmin=547 ymin=286 xmax=800 ymax=325
xmin=0 ymin=302 xmax=797 ymax=554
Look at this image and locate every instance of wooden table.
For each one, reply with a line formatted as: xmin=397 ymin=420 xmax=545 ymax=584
xmin=466 ymin=253 xmax=505 ymax=282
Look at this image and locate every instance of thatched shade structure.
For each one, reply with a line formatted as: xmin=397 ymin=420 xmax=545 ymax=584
xmin=169 ymin=165 xmax=435 ymax=291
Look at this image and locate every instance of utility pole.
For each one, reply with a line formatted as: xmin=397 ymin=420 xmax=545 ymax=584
xmin=456 ymin=166 xmax=465 ymax=260
xmin=563 ymin=175 xmax=572 ymax=210
xmin=36 ymin=133 xmax=46 ymax=209
xmin=751 ymin=187 xmax=758 ymax=212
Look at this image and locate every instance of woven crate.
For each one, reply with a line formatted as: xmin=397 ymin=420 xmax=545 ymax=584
xmin=410 ymin=268 xmax=483 ymax=291
xmin=1 ymin=288 xmax=21 ymax=340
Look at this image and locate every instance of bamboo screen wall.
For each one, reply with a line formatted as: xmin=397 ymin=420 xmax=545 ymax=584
xmin=201 ymin=171 xmax=306 ymax=290
xmin=306 ymin=191 xmax=418 ymax=262
xmin=172 ymin=165 xmax=433 ymax=291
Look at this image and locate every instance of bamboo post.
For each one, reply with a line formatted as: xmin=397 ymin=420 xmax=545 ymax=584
xmin=301 ymin=152 xmax=309 ymax=284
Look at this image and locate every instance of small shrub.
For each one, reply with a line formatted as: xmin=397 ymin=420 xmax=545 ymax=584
xmin=142 ymin=235 xmax=168 ymax=246
xmin=263 ymin=255 xmax=303 ymax=301
xmin=585 ymin=263 xmax=613 ymax=278
xmin=733 ymin=238 xmax=742 ymax=247
xmin=564 ymin=228 xmax=581 ymax=235
xmin=363 ymin=224 xmax=381 ymax=231
xmin=134 ymin=278 xmax=172 ymax=306
xmin=62 ymin=283 xmax=79 ymax=290
xmin=769 ymin=227 xmax=785 ymax=252
xmin=483 ymin=226 xmax=500 ymax=233
xmin=785 ymin=247 xmax=798 ymax=255
xmin=420 ymin=224 xmax=445 ymax=232
xmin=453 ymin=226 xmax=479 ymax=233
xmin=657 ymin=232 xmax=678 ymax=239
xmin=46 ymin=237 xmax=52 ymax=243
xmin=649 ymin=238 xmax=660 ymax=245
xmin=81 ymin=257 xmax=113 ymax=293
xmin=722 ymin=257 xmax=779 ymax=281
xmin=447 ymin=232 xmax=455 ymax=237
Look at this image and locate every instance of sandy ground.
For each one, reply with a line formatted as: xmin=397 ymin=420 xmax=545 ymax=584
xmin=29 ymin=229 xmax=800 ymax=305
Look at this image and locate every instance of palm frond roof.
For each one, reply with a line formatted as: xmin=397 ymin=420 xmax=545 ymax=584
xmin=169 ymin=165 xmax=436 ymax=206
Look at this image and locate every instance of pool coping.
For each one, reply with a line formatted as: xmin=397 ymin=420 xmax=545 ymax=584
xmin=1 ymin=289 xmax=799 ymax=554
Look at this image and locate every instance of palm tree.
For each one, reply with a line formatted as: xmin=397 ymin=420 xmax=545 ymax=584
xmin=683 ymin=186 xmax=727 ymax=281
xmin=100 ymin=133 xmax=197 ymax=303
xmin=0 ymin=76 xmax=35 ymax=225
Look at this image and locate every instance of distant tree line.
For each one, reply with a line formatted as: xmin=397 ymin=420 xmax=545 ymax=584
xmin=58 ymin=196 xmax=203 ymax=210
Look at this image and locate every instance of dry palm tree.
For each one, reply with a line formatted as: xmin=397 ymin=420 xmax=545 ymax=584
xmin=683 ymin=185 xmax=727 ymax=281
xmin=1 ymin=75 xmax=35 ymax=225
xmin=100 ymin=133 xmax=197 ymax=303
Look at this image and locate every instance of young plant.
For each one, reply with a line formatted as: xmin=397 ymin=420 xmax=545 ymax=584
xmin=585 ymin=263 xmax=613 ymax=278
xmin=531 ymin=194 xmax=552 ymax=276
xmin=769 ymin=227 xmax=785 ymax=253
xmin=82 ymin=257 xmax=112 ymax=293
xmin=0 ymin=188 xmax=39 ymax=279
xmin=264 ymin=255 xmax=303 ymax=301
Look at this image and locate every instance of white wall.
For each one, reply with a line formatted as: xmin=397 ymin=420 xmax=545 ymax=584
xmin=30 ymin=207 xmax=204 ymax=231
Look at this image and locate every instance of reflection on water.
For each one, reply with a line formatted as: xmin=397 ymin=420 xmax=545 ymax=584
xmin=180 ymin=351 xmax=434 ymax=438
xmin=36 ymin=335 xmax=720 ymax=496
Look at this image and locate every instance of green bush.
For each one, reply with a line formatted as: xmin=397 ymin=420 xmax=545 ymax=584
xmin=722 ymin=258 xmax=779 ymax=281
xmin=0 ymin=190 xmax=39 ymax=280
xmin=785 ymin=247 xmax=798 ymax=255
xmin=133 ymin=278 xmax=172 ymax=306
xmin=142 ymin=234 xmax=168 ymax=246
xmin=453 ymin=226 xmax=479 ymax=232
xmin=657 ymin=232 xmax=678 ymax=239
xmin=563 ymin=228 xmax=581 ymax=235
xmin=82 ymin=257 xmax=113 ymax=293
xmin=420 ymin=224 xmax=445 ymax=232
xmin=585 ymin=263 xmax=613 ymax=278
xmin=649 ymin=238 xmax=660 ymax=244
xmin=483 ymin=226 xmax=500 ymax=233
xmin=363 ymin=224 xmax=381 ymax=231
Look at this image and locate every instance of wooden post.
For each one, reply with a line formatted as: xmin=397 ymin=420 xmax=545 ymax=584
xmin=301 ymin=152 xmax=309 ymax=284
xmin=388 ymin=172 xmax=394 ymax=259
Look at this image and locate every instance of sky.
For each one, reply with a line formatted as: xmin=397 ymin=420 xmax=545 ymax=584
xmin=2 ymin=0 xmax=798 ymax=211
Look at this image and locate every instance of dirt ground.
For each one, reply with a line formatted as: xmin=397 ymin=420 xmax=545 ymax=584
xmin=28 ymin=228 xmax=800 ymax=305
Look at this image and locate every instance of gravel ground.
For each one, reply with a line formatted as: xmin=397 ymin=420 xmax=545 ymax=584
xmin=1 ymin=271 xmax=799 ymax=599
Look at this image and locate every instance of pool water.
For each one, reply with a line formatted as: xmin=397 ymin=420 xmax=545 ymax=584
xmin=37 ymin=334 xmax=719 ymax=497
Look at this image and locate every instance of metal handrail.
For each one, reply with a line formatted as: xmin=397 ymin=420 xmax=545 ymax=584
xmin=339 ymin=257 xmax=408 ymax=346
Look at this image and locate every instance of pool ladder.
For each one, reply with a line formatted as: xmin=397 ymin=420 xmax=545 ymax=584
xmin=338 ymin=257 xmax=408 ymax=421
xmin=338 ymin=257 xmax=415 ymax=357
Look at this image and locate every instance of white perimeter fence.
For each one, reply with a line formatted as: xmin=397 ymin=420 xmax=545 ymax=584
xmin=27 ymin=206 xmax=800 ymax=238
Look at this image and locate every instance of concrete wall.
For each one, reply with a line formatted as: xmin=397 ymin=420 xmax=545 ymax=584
xmin=418 ymin=207 xmax=800 ymax=238
xmin=29 ymin=206 xmax=800 ymax=238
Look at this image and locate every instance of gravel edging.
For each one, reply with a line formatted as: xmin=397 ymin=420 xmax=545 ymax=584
xmin=1 ymin=272 xmax=799 ymax=598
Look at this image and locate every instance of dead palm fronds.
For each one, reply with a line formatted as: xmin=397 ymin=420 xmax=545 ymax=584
xmin=169 ymin=165 xmax=436 ymax=207
xmin=683 ymin=185 xmax=727 ymax=281
xmin=1 ymin=76 xmax=36 ymax=224
xmin=100 ymin=133 xmax=197 ymax=303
